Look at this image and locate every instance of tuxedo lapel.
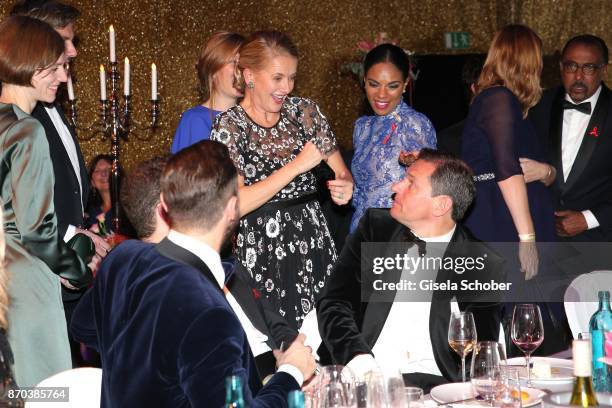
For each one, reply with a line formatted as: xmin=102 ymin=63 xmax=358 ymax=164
xmin=361 ymin=223 xmax=410 ymax=348
xmin=563 ymin=87 xmax=611 ymax=194
xmin=55 ymin=102 xmax=90 ymax=204
xmin=156 ymin=238 xmax=223 ymax=294
xmin=549 ymin=89 xmax=565 ymax=189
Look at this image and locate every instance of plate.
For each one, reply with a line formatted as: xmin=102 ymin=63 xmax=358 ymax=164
xmin=430 ymin=382 xmax=545 ymax=408
xmin=506 ymin=357 xmax=574 ymax=392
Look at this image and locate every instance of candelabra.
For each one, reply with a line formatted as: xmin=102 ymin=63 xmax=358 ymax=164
xmin=68 ymin=61 xmax=160 ymax=233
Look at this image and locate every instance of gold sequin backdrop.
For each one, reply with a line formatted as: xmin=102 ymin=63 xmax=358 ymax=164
xmin=1 ymin=0 xmax=610 ymax=169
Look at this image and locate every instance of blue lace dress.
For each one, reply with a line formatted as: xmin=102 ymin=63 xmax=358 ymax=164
xmin=350 ymin=101 xmax=436 ymax=231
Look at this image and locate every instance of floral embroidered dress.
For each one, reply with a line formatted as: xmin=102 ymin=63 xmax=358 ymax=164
xmin=350 ymin=100 xmax=436 ymax=231
xmin=211 ymin=97 xmax=338 ymax=329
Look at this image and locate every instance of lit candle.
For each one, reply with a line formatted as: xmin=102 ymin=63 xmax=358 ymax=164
xmin=151 ymin=63 xmax=157 ymax=100
xmin=124 ymin=57 xmax=130 ymax=96
xmin=67 ymin=74 xmax=75 ymax=100
xmin=109 ymin=25 xmax=116 ymax=62
xmin=99 ymin=64 xmax=107 ymax=100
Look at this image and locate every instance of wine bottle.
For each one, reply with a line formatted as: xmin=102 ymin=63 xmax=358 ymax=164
xmin=287 ymin=390 xmax=305 ymax=408
xmin=589 ymin=290 xmax=612 ymax=392
xmin=225 ymin=375 xmax=245 ymax=408
xmin=569 ymin=339 xmax=599 ymax=407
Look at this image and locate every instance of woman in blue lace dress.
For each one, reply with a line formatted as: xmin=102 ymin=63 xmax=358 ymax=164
xmin=350 ymin=44 xmax=436 ymax=231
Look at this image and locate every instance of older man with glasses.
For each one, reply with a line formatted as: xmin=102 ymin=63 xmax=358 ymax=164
xmin=527 ymin=34 xmax=612 ymax=243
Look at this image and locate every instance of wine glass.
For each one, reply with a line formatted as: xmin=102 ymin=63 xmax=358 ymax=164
xmin=511 ymin=304 xmax=544 ymax=387
xmin=470 ymin=341 xmax=506 ymax=405
xmin=448 ymin=311 xmax=477 ymax=382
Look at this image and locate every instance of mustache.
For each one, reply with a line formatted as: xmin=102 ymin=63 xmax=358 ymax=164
xmin=570 ymin=81 xmax=587 ymax=90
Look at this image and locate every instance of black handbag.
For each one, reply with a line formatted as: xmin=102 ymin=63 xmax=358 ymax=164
xmin=63 ymin=233 xmax=95 ymax=289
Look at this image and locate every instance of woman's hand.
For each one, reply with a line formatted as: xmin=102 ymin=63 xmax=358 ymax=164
xmin=518 ymin=240 xmax=539 ymax=280
xmin=291 ymin=141 xmax=325 ymax=175
xmin=328 ymin=171 xmax=354 ymax=205
xmin=519 ymin=158 xmax=555 ymax=185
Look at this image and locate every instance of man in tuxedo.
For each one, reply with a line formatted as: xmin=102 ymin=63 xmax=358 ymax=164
xmin=527 ymin=35 xmax=612 ymax=242
xmin=317 ymin=149 xmax=504 ymax=391
xmin=72 ymin=141 xmax=315 ymax=407
xmin=119 ymin=154 xmax=299 ymax=380
xmin=11 ymin=0 xmax=109 ymax=366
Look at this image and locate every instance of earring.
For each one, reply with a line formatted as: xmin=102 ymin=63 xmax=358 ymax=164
xmin=248 ymin=81 xmax=254 ymax=89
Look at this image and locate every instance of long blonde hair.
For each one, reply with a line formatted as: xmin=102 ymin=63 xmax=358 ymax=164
xmin=474 ymin=24 xmax=543 ymax=117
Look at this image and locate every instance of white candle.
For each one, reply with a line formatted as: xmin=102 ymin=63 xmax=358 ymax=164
xmin=67 ymin=74 xmax=75 ymax=100
xmin=151 ymin=63 xmax=157 ymax=100
xmin=99 ymin=65 xmax=107 ymax=100
xmin=109 ymin=25 xmax=116 ymax=62
xmin=124 ymin=57 xmax=130 ymax=96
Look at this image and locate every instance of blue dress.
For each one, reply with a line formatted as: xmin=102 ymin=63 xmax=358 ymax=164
xmin=462 ymin=86 xmax=555 ymax=242
xmin=171 ymin=105 xmax=219 ymax=153
xmin=350 ymin=101 xmax=436 ymax=231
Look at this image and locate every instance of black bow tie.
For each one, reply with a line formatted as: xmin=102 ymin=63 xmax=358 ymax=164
xmin=562 ymin=100 xmax=591 ymax=115
xmin=403 ymin=229 xmax=426 ymax=256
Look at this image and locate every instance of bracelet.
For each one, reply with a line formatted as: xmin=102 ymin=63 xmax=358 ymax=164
xmin=518 ymin=233 xmax=536 ymax=242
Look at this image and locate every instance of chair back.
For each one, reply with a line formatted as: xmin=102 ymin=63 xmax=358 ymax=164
xmin=564 ymin=270 xmax=612 ymax=338
xmin=25 ymin=367 xmax=102 ymax=407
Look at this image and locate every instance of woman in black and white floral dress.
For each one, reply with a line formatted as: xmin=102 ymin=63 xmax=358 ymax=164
xmin=211 ymin=31 xmax=353 ymax=329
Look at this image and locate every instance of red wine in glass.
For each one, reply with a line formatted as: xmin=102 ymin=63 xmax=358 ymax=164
xmin=511 ymin=304 xmax=544 ymax=387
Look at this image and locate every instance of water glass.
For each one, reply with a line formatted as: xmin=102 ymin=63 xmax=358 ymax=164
xmin=470 ymin=341 xmax=506 ymax=405
xmin=405 ymin=387 xmax=424 ymax=408
xmin=499 ymin=367 xmax=523 ymax=408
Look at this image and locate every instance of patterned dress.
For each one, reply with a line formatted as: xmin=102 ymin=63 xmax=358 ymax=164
xmin=350 ymin=101 xmax=436 ymax=231
xmin=211 ymin=97 xmax=338 ymax=329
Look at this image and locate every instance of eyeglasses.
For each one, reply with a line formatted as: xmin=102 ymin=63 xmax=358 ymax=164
xmin=561 ymin=61 xmax=605 ymax=75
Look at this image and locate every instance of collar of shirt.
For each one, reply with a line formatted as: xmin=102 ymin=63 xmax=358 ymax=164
xmin=416 ymin=224 xmax=456 ymax=243
xmin=565 ymin=85 xmax=602 ymax=112
xmin=167 ymin=230 xmax=225 ymax=289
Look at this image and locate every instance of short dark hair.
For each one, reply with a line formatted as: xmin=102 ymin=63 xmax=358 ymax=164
xmin=364 ymin=43 xmax=410 ymax=81
xmin=562 ymin=34 xmax=609 ymax=65
xmin=121 ymin=156 xmax=169 ymax=239
xmin=417 ymin=148 xmax=475 ymax=222
xmin=10 ymin=0 xmax=80 ymax=29
xmin=0 ymin=15 xmax=64 ymax=86
xmin=161 ymin=140 xmax=237 ymax=232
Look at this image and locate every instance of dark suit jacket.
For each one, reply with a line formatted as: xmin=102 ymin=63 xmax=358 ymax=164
xmin=528 ymin=85 xmax=612 ymax=241
xmin=32 ymin=103 xmax=90 ymax=302
xmin=71 ymin=239 xmax=299 ymax=407
xmin=32 ymin=102 xmax=89 ymax=238
xmin=316 ymin=209 xmax=504 ymax=382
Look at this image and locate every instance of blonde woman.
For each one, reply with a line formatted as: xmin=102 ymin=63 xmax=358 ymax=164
xmin=461 ymin=24 xmax=555 ymax=279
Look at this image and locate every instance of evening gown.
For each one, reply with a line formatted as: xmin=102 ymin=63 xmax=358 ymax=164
xmin=0 ymin=103 xmax=89 ymax=386
xmin=211 ymin=97 xmax=338 ymax=329
xmin=462 ymin=86 xmax=556 ymax=243
xmin=350 ymin=100 xmax=436 ymax=232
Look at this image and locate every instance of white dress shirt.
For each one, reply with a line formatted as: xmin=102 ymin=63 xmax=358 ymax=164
xmin=348 ymin=225 xmax=459 ymax=379
xmin=45 ymin=106 xmax=83 ymax=241
xmin=562 ymin=86 xmax=602 ymax=229
xmin=166 ymin=230 xmax=303 ymax=385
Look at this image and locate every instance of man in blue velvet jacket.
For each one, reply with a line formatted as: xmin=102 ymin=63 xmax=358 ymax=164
xmin=71 ymin=140 xmax=315 ymax=407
